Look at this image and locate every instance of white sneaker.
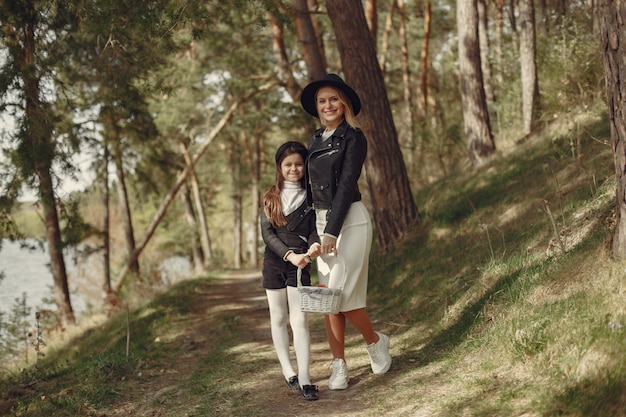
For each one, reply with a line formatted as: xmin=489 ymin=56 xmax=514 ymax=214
xmin=366 ymin=332 xmax=391 ymax=374
xmin=328 ymin=358 xmax=349 ymax=390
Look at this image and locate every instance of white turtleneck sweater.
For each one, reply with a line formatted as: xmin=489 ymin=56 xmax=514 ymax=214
xmin=281 ymin=181 xmax=306 ymax=216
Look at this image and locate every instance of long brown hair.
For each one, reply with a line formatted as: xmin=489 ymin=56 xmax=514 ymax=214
xmin=263 ymin=141 xmax=308 ymax=227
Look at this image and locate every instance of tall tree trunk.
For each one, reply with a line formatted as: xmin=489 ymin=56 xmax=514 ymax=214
xmin=478 ymin=0 xmax=495 ymax=105
xmin=397 ymin=0 xmax=413 ymax=164
xmin=181 ymin=185 xmax=204 ymax=275
xmin=241 ymin=129 xmax=261 ymax=268
xmin=179 ymin=138 xmax=212 ymax=268
xmin=269 ymin=13 xmax=302 ymax=102
xmin=18 ymin=7 xmax=75 ymax=325
xmin=378 ymin=0 xmax=397 ymax=75
xmin=364 ymin=0 xmax=377 ymax=41
xmin=326 ymin=0 xmax=420 ymax=252
xmin=519 ymin=0 xmax=540 ymax=136
xmin=599 ymin=0 xmax=626 ymax=257
xmin=102 ymin=138 xmax=111 ymax=295
xmin=112 ymin=138 xmax=140 ymax=277
xmin=308 ymin=0 xmax=328 ymax=73
xmin=418 ymin=1 xmax=432 ymax=120
xmin=294 ymin=0 xmax=326 ymax=81
xmin=457 ymin=0 xmax=496 ymax=164
xmin=39 ymin=167 xmax=75 ymax=325
xmin=493 ymin=0 xmax=505 ymax=86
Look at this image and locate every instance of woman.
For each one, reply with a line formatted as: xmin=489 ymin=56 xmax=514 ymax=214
xmin=260 ymin=141 xmax=321 ymax=400
xmin=300 ymin=73 xmax=392 ymax=390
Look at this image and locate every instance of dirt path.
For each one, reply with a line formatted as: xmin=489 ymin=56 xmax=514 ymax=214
xmin=127 ymin=270 xmax=397 ymax=417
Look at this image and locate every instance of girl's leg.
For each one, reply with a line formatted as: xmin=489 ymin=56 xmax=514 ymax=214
xmin=287 ymin=286 xmax=311 ymax=387
xmin=266 ymin=289 xmax=296 ymax=380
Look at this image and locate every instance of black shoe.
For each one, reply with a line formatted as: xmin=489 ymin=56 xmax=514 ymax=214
xmin=286 ymin=375 xmax=299 ymax=390
xmin=301 ymin=384 xmax=319 ymax=401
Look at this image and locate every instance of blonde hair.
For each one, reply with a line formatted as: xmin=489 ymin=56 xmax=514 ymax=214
xmin=317 ymin=87 xmax=360 ymax=129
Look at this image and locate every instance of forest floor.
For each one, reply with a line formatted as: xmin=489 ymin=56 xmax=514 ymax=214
xmin=105 ymin=269 xmax=400 ymax=417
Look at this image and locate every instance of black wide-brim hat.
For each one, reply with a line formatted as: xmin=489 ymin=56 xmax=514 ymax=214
xmin=300 ymin=73 xmax=362 ymax=117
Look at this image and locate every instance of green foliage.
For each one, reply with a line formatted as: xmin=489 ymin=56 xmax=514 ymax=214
xmin=0 ymin=294 xmax=32 ymax=367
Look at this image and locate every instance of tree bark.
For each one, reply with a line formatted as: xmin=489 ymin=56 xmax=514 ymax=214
xmin=102 ymin=137 xmax=111 ymax=295
xmin=599 ymin=0 xmax=626 ymax=257
xmin=326 ymin=0 xmax=419 ymax=252
xmin=294 ymin=0 xmax=327 ymax=81
xmin=419 ymin=1 xmax=432 ymax=119
xmin=181 ymin=185 xmax=204 ymax=275
xmin=519 ymin=0 xmax=540 ymax=136
xmin=478 ymin=0 xmax=495 ymax=105
xmin=269 ymin=13 xmax=303 ymax=103
xmin=457 ymin=0 xmax=496 ymax=164
xmin=112 ymin=138 xmax=140 ymax=277
xmin=179 ymin=138 xmax=212 ymax=269
xmin=364 ymin=0 xmax=377 ymax=41
xmin=378 ymin=0 xmax=396 ymax=74
xmin=12 ymin=3 xmax=75 ymax=325
xmin=397 ymin=0 xmax=414 ymax=163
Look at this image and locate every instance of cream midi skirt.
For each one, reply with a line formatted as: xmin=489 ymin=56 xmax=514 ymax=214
xmin=315 ymin=201 xmax=372 ymax=312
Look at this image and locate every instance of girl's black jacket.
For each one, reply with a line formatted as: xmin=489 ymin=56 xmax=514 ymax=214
xmin=305 ymin=120 xmax=367 ymax=238
xmin=260 ymin=201 xmax=319 ymax=288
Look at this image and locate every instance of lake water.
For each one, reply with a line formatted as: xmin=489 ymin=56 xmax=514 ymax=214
xmin=0 ymin=239 xmax=87 ymax=319
xmin=0 ymin=239 xmax=192 ymax=322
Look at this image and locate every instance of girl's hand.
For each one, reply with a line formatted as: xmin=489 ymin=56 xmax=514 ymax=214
xmin=308 ymin=243 xmax=321 ymax=258
xmin=287 ymin=252 xmax=311 ymax=269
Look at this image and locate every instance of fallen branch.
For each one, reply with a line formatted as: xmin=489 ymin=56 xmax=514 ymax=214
xmin=113 ymin=81 xmax=277 ymax=294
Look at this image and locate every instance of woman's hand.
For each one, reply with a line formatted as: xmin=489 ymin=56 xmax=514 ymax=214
xmin=320 ymin=235 xmax=337 ymax=255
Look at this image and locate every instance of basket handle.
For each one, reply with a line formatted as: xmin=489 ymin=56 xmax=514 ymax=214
xmin=297 ymin=255 xmax=347 ymax=290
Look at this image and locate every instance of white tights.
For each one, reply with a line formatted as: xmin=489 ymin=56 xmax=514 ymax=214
xmin=266 ymin=286 xmax=311 ymax=387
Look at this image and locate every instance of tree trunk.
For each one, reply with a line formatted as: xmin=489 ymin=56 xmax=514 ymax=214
xmin=326 ymin=0 xmax=420 ymax=252
xmin=242 ymin=129 xmax=261 ymax=268
xmin=599 ymin=0 xmax=626 ymax=257
xmin=294 ymin=0 xmax=326 ymax=81
xmin=179 ymin=138 xmax=212 ymax=268
xmin=493 ymin=0 xmax=505 ymax=86
xmin=102 ymin=137 xmax=111 ymax=295
xmin=18 ymin=6 xmax=75 ymax=325
xmin=418 ymin=1 xmax=432 ymax=120
xmin=519 ymin=0 xmax=540 ymax=136
xmin=181 ymin=185 xmax=205 ymax=275
xmin=269 ymin=13 xmax=303 ymax=103
xmin=378 ymin=0 xmax=396 ymax=74
xmin=397 ymin=0 xmax=414 ymax=164
xmin=457 ymin=0 xmax=496 ymax=164
xmin=112 ymin=139 xmax=140 ymax=277
xmin=478 ymin=0 xmax=495 ymax=105
xmin=364 ymin=0 xmax=377 ymax=41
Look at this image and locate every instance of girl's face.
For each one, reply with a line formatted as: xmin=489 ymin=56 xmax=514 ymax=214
xmin=315 ymin=86 xmax=346 ymax=129
xmin=280 ymin=152 xmax=305 ymax=183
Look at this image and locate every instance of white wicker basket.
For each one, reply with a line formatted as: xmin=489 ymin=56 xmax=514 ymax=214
xmin=297 ymin=257 xmax=345 ymax=314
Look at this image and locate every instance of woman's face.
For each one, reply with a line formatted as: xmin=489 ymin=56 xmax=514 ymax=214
xmin=280 ymin=152 xmax=305 ymax=183
xmin=315 ymin=86 xmax=346 ymax=129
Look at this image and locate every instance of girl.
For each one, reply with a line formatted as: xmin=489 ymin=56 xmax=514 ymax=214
xmin=260 ymin=141 xmax=321 ymax=400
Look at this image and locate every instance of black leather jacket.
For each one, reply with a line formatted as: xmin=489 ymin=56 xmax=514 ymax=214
xmin=260 ymin=201 xmax=319 ymax=285
xmin=305 ymin=120 xmax=366 ymax=237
